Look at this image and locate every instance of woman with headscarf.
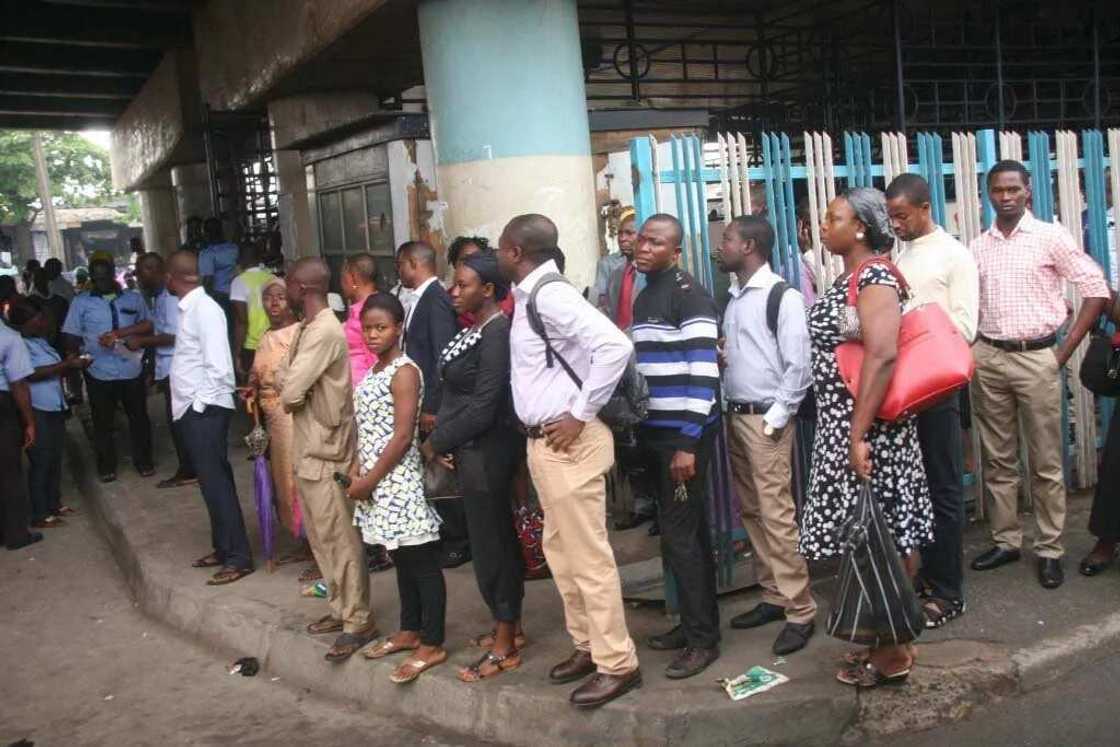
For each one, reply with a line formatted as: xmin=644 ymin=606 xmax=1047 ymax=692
xmin=420 ymin=251 xmax=526 ymax=682
xmin=799 ymin=188 xmax=932 ymax=688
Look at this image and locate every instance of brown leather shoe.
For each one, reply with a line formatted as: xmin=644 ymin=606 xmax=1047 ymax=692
xmin=548 ymin=650 xmax=595 ymax=684
xmin=569 ymin=669 xmax=642 ymax=709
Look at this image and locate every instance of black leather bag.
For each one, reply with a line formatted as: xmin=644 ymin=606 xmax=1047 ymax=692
xmin=1079 ymin=328 xmax=1120 ymax=398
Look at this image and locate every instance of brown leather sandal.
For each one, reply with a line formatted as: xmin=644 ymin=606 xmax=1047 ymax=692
xmin=326 ymin=628 xmax=377 ymax=662
xmin=458 ymin=650 xmax=521 ymax=683
xmin=836 ymin=661 xmax=911 ymax=688
xmin=362 ymin=637 xmax=418 ymax=660
xmin=307 ymin=615 xmax=344 ymax=635
xmin=207 ymin=567 xmax=254 ymax=586
xmin=192 ymin=552 xmax=222 ymax=568
xmin=470 ymin=630 xmax=527 ymax=650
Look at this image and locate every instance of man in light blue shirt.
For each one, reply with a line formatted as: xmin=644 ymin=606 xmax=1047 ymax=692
xmin=125 ymin=253 xmax=196 ymax=489
xmin=60 ymin=257 xmax=154 ymax=482
xmin=715 ymin=214 xmax=817 ymax=656
xmin=1 ymin=315 xmax=39 ymax=550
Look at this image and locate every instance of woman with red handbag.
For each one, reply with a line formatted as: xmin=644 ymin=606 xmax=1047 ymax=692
xmin=798 ymin=188 xmax=934 ymax=688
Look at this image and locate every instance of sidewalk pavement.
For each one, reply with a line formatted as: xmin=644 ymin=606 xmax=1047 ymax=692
xmin=68 ymin=394 xmax=1120 ymax=746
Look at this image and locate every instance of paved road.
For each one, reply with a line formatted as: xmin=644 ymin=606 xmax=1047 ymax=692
xmin=0 ymin=497 xmax=477 ymax=747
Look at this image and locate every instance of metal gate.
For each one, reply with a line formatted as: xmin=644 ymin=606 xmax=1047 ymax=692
xmin=202 ymin=106 xmax=279 ymax=242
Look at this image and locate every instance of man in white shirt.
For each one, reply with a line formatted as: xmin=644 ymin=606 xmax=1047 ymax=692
xmin=715 ymin=215 xmax=816 ymax=655
xmin=497 ymin=213 xmax=641 ymax=709
xmin=886 ymin=173 xmax=979 ymax=623
xmin=167 ymin=250 xmax=253 ymax=586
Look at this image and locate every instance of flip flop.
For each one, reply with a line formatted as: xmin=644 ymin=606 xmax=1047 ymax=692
xmin=55 ymin=506 xmax=78 ymax=516
xmin=362 ymin=637 xmax=419 ymax=660
xmin=458 ymin=650 xmax=521 ymax=683
xmin=207 ymin=567 xmax=254 ymax=586
xmin=192 ymin=552 xmax=222 ymax=568
xmin=390 ymin=651 xmax=448 ymax=684
xmin=307 ymin=615 xmax=344 ymax=635
xmin=836 ymin=662 xmax=911 ymax=688
xmin=326 ymin=628 xmax=378 ymax=663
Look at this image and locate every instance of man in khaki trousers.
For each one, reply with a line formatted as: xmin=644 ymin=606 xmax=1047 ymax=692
xmin=715 ymin=215 xmax=817 ymax=655
xmin=281 ymin=258 xmax=375 ymax=660
xmin=498 ymin=214 xmax=641 ymax=710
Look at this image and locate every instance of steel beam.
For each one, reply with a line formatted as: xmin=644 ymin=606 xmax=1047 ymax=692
xmin=0 ymin=41 xmax=158 ymax=77
xmin=0 ymin=94 xmax=127 ymax=117
xmin=0 ymin=112 xmax=119 ymax=130
xmin=0 ymin=0 xmax=189 ymax=48
xmin=0 ymin=72 xmax=140 ymax=98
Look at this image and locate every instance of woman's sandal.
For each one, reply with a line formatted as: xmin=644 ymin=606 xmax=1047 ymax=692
xmin=923 ymin=597 xmax=966 ymax=629
xmin=390 ymin=651 xmax=448 ymax=684
xmin=841 ymin=649 xmax=870 ymax=666
xmin=298 ymin=563 xmax=323 ymax=583
xmin=836 ymin=661 xmax=912 ymax=688
xmin=470 ymin=630 xmax=527 ymax=650
xmin=192 ymin=552 xmax=222 ymax=568
xmin=207 ymin=567 xmax=254 ymax=586
xmin=458 ymin=650 xmax=522 ymax=683
xmin=363 ymin=637 xmax=419 ymax=660
xmin=55 ymin=505 xmax=78 ymax=516
xmin=326 ymin=628 xmax=378 ymax=663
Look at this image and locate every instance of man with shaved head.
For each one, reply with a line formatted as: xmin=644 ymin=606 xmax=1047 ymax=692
xmin=498 ymin=213 xmax=641 ymax=709
xmin=280 ymin=257 xmax=375 ymax=660
xmin=166 ymin=250 xmax=252 ymax=586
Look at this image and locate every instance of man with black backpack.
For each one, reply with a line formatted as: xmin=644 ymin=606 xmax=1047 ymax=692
xmin=715 ymin=214 xmax=817 ymax=656
xmin=631 ymin=214 xmax=723 ymax=679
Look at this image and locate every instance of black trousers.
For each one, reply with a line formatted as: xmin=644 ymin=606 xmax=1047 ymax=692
xmin=84 ymin=373 xmax=153 ymax=475
xmin=1089 ymin=410 xmax=1120 ymax=543
xmin=436 ymin=498 xmax=471 ymax=560
xmin=160 ymin=380 xmax=195 ymax=478
xmin=642 ymin=425 xmax=721 ymax=649
xmin=1 ymin=393 xmax=32 ymax=548
xmin=916 ymin=393 xmax=966 ymax=602
xmin=456 ymin=431 xmax=525 ymax=622
xmin=615 ymin=431 xmax=658 ymax=517
xmin=178 ymin=405 xmax=252 ymax=570
xmin=27 ymin=409 xmax=65 ymax=522
xmin=391 ymin=541 xmax=446 ymax=646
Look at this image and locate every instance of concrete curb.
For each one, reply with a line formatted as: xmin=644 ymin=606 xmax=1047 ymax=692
xmin=72 ymin=426 xmax=1120 ymax=745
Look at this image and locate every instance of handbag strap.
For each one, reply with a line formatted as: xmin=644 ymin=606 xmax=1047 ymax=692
xmin=845 ymin=256 xmax=910 ymax=307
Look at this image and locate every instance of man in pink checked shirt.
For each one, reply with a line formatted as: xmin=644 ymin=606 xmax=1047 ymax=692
xmin=969 ymin=160 xmax=1110 ymax=590
xmin=339 ymin=254 xmax=380 ymax=387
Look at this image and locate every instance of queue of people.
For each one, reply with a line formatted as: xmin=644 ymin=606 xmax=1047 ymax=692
xmin=1 ymin=158 xmax=1116 ymax=710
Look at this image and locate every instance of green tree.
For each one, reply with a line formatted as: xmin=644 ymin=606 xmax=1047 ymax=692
xmin=0 ymin=130 xmax=115 ymax=225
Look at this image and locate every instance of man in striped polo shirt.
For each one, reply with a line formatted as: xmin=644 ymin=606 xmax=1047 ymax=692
xmin=631 ymin=213 xmax=722 ymax=680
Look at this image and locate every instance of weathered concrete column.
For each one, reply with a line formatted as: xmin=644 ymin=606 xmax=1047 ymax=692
xmin=138 ymin=179 xmax=181 ymax=255
xmin=418 ymin=0 xmax=598 ymax=287
xmin=170 ymin=163 xmax=212 ymax=241
xmin=274 ymin=149 xmax=315 ymax=259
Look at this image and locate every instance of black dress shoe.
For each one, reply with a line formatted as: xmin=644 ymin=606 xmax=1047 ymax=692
xmin=549 ymin=650 xmax=596 ymax=684
xmin=1038 ymin=557 xmax=1064 ymax=589
xmin=730 ymin=602 xmax=786 ymax=630
xmin=772 ymin=621 xmax=815 ymax=655
xmin=647 ymin=624 xmax=687 ymax=651
xmin=570 ymin=669 xmax=642 ymax=708
xmin=1079 ymin=555 xmax=1114 ymax=577
xmin=970 ymin=546 xmax=1021 ymax=571
xmin=6 ymin=532 xmax=44 ymax=551
xmin=613 ymin=512 xmax=654 ymax=531
xmin=665 ymin=647 xmax=720 ymax=679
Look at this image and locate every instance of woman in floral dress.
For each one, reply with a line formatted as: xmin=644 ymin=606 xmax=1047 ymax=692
xmin=344 ymin=292 xmax=446 ymax=684
xmin=800 ymin=188 xmax=933 ymax=688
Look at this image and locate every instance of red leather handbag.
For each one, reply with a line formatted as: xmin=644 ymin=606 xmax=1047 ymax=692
xmin=836 ymin=258 xmax=975 ymax=421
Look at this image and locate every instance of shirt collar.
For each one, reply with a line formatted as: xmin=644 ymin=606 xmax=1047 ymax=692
xmin=412 ymin=276 xmax=438 ymax=299
xmin=907 ymin=226 xmax=947 ymax=248
xmin=302 ymin=306 xmax=335 ymax=328
xmin=728 ymin=263 xmax=780 ymax=297
xmin=514 ymin=260 xmax=560 ymax=298
xmin=177 ymin=285 xmax=205 ymax=312
xmin=988 ymin=211 xmax=1037 ymax=240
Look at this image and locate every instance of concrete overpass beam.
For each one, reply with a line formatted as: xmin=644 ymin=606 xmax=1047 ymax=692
xmin=137 ymin=171 xmax=180 ymax=255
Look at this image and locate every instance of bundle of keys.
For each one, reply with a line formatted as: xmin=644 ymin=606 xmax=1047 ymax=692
xmin=673 ymin=482 xmax=689 ymax=502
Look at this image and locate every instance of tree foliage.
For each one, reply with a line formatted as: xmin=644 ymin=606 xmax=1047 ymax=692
xmin=0 ymin=130 xmax=115 ymax=224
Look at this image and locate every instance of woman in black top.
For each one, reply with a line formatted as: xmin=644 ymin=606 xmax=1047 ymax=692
xmin=421 ymin=251 xmax=525 ymax=682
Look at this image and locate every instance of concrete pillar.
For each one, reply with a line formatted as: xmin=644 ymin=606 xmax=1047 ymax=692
xmin=137 ymin=171 xmax=180 ymax=255
xmin=274 ymin=149 xmax=315 ymax=259
xmin=418 ymin=0 xmax=599 ymax=288
xmin=170 ymin=163 xmax=213 ymax=242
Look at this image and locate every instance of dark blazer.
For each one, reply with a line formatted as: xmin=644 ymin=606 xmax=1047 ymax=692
xmin=427 ymin=314 xmax=515 ymax=455
xmin=405 ymin=279 xmax=458 ymax=415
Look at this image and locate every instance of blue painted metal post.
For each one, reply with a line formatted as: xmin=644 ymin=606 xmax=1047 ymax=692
xmin=977 ymin=129 xmax=998 ymax=229
xmin=780 ymin=133 xmax=802 ymax=290
xmin=1028 ymin=131 xmax=1055 ymax=220
xmin=630 ymin=136 xmax=656 ymax=226
xmin=691 ymin=136 xmax=714 ymax=291
xmin=1081 ymin=129 xmax=1115 ymax=441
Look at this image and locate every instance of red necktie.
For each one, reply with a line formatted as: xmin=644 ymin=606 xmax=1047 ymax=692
xmin=616 ymin=262 xmax=636 ymax=330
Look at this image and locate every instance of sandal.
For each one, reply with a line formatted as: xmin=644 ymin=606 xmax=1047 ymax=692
xmin=207 ymin=567 xmax=254 ymax=586
xmin=326 ymin=628 xmax=378 ymax=663
xmin=390 ymin=651 xmax=448 ymax=684
xmin=55 ymin=505 xmax=78 ymax=516
xmin=836 ymin=661 xmax=911 ymax=688
xmin=470 ymin=630 xmax=528 ymax=650
xmin=841 ymin=649 xmax=871 ymax=666
xmin=923 ymin=597 xmax=966 ymax=629
xmin=307 ymin=615 xmax=344 ymax=635
xmin=298 ymin=563 xmax=323 ymax=583
xmin=362 ymin=637 xmax=418 ymax=660
xmin=458 ymin=650 xmax=522 ymax=683
xmin=192 ymin=552 xmax=222 ymax=568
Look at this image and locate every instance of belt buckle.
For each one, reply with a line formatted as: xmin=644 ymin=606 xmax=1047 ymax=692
xmin=1017 ymin=340 xmax=1028 ymax=352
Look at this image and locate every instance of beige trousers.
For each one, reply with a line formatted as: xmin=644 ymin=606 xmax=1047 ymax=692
xmin=527 ymin=418 xmax=639 ymax=675
xmin=296 ymin=457 xmax=373 ymax=633
xmin=971 ymin=341 xmax=1066 ymax=558
xmin=727 ymin=414 xmax=817 ymax=623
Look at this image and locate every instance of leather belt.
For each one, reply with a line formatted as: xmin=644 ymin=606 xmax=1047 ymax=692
xmin=520 ymin=423 xmax=548 ymax=439
xmin=979 ymin=334 xmax=1056 ymax=353
xmin=727 ymin=400 xmax=771 ymax=415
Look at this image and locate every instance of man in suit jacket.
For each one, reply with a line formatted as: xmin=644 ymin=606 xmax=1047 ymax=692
xmin=395 ymin=240 xmax=468 ymax=566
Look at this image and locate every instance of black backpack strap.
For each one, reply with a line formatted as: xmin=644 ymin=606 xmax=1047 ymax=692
xmin=766 ymin=280 xmax=791 ymax=336
xmin=527 ymin=273 xmax=583 ymax=389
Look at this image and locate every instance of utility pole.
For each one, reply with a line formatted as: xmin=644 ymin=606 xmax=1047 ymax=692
xmin=32 ymin=131 xmax=64 ymax=263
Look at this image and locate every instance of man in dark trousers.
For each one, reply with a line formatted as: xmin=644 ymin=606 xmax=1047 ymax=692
xmin=631 ymin=213 xmax=722 ymax=679
xmin=395 ymin=240 xmax=467 ymax=567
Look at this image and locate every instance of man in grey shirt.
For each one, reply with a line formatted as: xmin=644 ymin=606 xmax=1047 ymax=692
xmin=715 ymin=215 xmax=816 ymax=656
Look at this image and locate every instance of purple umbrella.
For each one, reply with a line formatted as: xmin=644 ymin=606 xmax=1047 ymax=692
xmin=245 ymin=403 xmax=276 ymax=572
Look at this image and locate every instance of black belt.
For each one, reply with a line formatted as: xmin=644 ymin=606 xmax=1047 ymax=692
xmin=520 ymin=423 xmax=548 ymax=439
xmin=727 ymin=400 xmax=771 ymax=415
xmin=979 ymin=334 xmax=1056 ymax=353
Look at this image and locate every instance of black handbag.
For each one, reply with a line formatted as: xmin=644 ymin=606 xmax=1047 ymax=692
xmin=1079 ymin=326 xmax=1120 ymax=398
xmin=826 ymin=483 xmax=926 ymax=647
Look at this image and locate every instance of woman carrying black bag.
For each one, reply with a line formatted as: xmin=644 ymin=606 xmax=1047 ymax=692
xmin=800 ymin=189 xmax=933 ymax=688
xmin=1080 ymin=292 xmax=1120 ymax=576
